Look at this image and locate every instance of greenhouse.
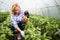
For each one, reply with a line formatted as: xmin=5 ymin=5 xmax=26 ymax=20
xmin=0 ymin=0 xmax=60 ymax=40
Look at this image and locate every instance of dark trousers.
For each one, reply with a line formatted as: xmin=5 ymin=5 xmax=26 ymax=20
xmin=18 ymin=21 xmax=26 ymax=30
xmin=10 ymin=21 xmax=26 ymax=34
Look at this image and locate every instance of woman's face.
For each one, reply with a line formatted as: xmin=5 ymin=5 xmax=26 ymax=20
xmin=14 ymin=6 xmax=20 ymax=15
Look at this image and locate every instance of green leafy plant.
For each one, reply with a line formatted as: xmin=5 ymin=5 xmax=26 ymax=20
xmin=0 ymin=12 xmax=60 ymax=40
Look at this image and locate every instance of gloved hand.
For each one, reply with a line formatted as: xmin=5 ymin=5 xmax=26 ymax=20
xmin=20 ymin=31 xmax=25 ymax=37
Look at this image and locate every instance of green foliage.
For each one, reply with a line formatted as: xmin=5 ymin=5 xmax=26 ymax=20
xmin=0 ymin=12 xmax=14 ymax=40
xmin=25 ymin=14 xmax=60 ymax=40
xmin=0 ymin=12 xmax=60 ymax=40
xmin=0 ymin=12 xmax=9 ymax=23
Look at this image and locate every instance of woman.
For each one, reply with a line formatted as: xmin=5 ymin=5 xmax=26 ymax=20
xmin=11 ymin=3 xmax=29 ymax=40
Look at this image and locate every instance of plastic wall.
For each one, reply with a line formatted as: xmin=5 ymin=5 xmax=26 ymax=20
xmin=0 ymin=0 xmax=60 ymax=19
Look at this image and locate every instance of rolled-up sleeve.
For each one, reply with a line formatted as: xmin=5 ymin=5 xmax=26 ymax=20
xmin=11 ymin=16 xmax=18 ymax=28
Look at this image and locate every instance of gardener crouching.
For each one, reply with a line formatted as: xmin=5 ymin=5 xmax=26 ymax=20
xmin=10 ymin=3 xmax=29 ymax=40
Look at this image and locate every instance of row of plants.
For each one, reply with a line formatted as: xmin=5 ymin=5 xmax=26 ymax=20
xmin=0 ymin=12 xmax=60 ymax=40
xmin=0 ymin=12 xmax=13 ymax=40
xmin=0 ymin=12 xmax=9 ymax=23
xmin=26 ymin=15 xmax=60 ymax=40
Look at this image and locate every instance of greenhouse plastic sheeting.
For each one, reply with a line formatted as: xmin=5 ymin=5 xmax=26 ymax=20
xmin=0 ymin=0 xmax=60 ymax=19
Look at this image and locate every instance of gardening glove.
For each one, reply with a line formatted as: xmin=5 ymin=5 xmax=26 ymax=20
xmin=21 ymin=31 xmax=25 ymax=37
